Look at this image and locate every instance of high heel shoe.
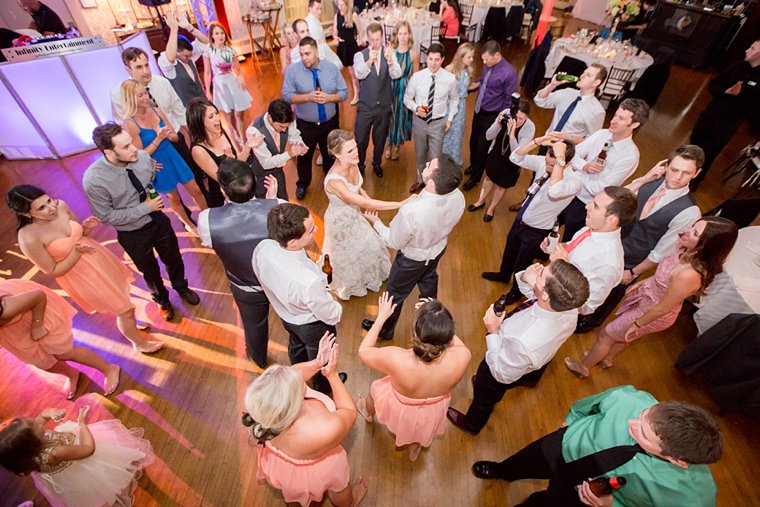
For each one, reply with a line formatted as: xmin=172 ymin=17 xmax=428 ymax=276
xmin=564 ymin=357 xmax=589 ymax=378
xmin=467 ymin=203 xmax=485 ymax=212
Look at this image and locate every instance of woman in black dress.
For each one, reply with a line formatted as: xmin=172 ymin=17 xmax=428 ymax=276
xmin=334 ymin=0 xmax=360 ymax=105
xmin=468 ymin=99 xmax=535 ymax=222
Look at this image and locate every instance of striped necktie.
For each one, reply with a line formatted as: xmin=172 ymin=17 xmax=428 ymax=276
xmin=426 ymin=74 xmax=436 ymax=123
xmin=504 ymin=298 xmax=536 ymax=318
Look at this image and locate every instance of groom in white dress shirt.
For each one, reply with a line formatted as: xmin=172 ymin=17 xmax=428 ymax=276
xmin=362 ymin=154 xmax=465 ymax=339
xmin=252 ymin=203 xmax=345 ymax=393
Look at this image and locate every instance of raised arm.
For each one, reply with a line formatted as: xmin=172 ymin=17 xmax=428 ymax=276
xmin=203 ymin=54 xmax=213 ymax=96
xmin=326 ymin=177 xmax=402 ymax=210
xmin=358 ymin=292 xmax=403 ymax=374
xmin=164 ymin=10 xmax=180 ymax=65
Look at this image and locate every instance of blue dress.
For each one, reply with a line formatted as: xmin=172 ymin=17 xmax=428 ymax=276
xmin=442 ymin=70 xmax=470 ymax=167
xmin=387 ymin=49 xmax=413 ymax=146
xmin=130 ymin=109 xmax=194 ymax=194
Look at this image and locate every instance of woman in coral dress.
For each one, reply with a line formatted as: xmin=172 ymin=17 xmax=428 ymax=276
xmin=243 ymin=334 xmax=366 ymax=506
xmin=564 ymin=217 xmax=738 ymax=378
xmin=7 ymin=185 xmax=164 ymax=353
xmin=0 ymin=279 xmax=120 ymax=398
xmin=0 ymin=405 xmax=154 ymax=507
xmin=356 ymin=293 xmax=471 ymax=461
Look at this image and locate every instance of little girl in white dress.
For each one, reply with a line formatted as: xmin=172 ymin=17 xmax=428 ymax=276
xmin=0 ymin=406 xmax=154 ymax=507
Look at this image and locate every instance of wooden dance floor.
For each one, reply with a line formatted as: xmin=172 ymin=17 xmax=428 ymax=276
xmin=1 ymin=25 xmax=759 ymax=506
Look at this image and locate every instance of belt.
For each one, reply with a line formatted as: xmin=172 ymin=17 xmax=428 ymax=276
xmin=298 ymin=116 xmax=336 ymax=127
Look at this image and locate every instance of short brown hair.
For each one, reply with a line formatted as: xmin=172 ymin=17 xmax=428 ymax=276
xmin=267 ymin=203 xmax=311 ymax=247
xmin=121 ymin=47 xmax=147 ymax=66
xmin=431 ymin=154 xmax=462 ymax=194
xmin=92 ymin=122 xmax=125 ymax=153
xmin=603 ymin=186 xmax=638 ymax=228
xmin=619 ymin=98 xmax=649 ymax=130
xmin=544 ymin=259 xmax=589 ymax=312
xmin=481 ymin=40 xmax=501 ymax=56
xmin=649 ymin=401 xmax=723 ymax=464
xmin=412 ymin=299 xmax=455 ymax=363
xmin=299 ymin=36 xmax=318 ymax=50
xmin=589 ymin=63 xmax=607 ymax=85
xmin=668 ymin=144 xmax=705 ymax=168
xmin=366 ymin=22 xmax=383 ymax=36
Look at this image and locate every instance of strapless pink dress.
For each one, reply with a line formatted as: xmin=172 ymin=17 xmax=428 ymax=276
xmin=0 ymin=279 xmax=76 ymax=369
xmin=256 ymin=388 xmax=350 ymax=506
xmin=371 ymin=375 xmax=452 ymax=447
xmin=45 ymin=221 xmax=134 ymax=315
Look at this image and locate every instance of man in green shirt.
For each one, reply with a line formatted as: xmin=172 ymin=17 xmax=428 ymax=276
xmin=472 ymin=385 xmax=721 ymax=506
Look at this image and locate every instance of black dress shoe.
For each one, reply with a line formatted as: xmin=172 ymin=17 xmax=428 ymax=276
xmin=472 ymin=461 xmax=502 ymax=480
xmin=464 ymin=165 xmax=473 ymax=175
xmin=483 ymin=214 xmax=494 ymax=222
xmin=482 ymin=271 xmax=510 ymax=282
xmin=373 ymin=165 xmax=384 ymax=178
xmin=574 ymin=318 xmax=598 ymax=334
xmin=158 ymin=300 xmax=175 ymax=322
xmin=447 ymin=407 xmax=479 ymax=435
xmin=467 ymin=203 xmax=485 ymax=212
xmin=176 ymin=287 xmax=200 ymax=305
xmin=296 ymin=187 xmax=306 ymax=200
xmin=361 ymin=319 xmax=375 ymax=330
xmin=339 ymin=372 xmax=348 ymax=383
xmin=462 ymin=179 xmax=479 ymax=191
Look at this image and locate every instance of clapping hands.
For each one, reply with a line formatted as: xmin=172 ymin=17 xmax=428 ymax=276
xmin=264 ymin=175 xmax=278 ymax=199
xmin=81 ymin=216 xmax=100 ymax=236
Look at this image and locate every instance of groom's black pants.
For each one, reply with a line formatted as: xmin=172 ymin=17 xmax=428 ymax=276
xmin=378 ymin=249 xmax=445 ymax=340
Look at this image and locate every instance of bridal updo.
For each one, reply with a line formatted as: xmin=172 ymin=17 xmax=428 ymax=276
xmin=326 ymin=129 xmax=355 ymax=159
xmin=411 ymin=299 xmax=455 ymax=363
xmin=242 ymin=365 xmax=304 ymax=443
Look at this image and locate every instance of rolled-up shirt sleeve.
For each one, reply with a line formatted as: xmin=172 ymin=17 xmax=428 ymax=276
xmin=304 ymin=279 xmax=342 ymax=325
xmin=85 ymin=182 xmax=151 ymax=226
xmin=374 ymin=211 xmax=414 ymax=251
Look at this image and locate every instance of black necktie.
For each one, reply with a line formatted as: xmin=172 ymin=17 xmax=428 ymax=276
xmin=144 ymin=86 xmax=158 ymax=107
xmin=126 ymin=169 xmax=161 ymax=221
xmin=557 ymin=443 xmax=645 ymax=488
xmin=516 ymin=173 xmax=550 ymax=221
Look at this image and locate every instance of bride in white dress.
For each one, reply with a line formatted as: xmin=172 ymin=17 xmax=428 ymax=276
xmin=323 ymin=130 xmax=406 ymax=300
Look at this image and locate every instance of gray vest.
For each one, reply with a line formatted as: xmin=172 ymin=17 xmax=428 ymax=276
xmin=168 ymin=59 xmax=205 ymax=106
xmin=358 ymin=47 xmax=392 ymax=108
xmin=622 ymin=178 xmax=697 ymax=269
xmin=208 ymin=198 xmax=279 ymax=287
xmin=247 ymin=115 xmax=288 ymax=171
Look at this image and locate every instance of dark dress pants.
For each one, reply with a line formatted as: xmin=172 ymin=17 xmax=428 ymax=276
xmin=296 ymin=115 xmax=339 ymax=191
xmin=281 ymin=320 xmax=337 ymax=394
xmin=468 ymin=110 xmax=499 ymax=182
xmin=253 ymin=166 xmax=288 ymax=200
xmin=379 ymin=250 xmax=444 ymax=340
xmin=116 ymin=212 xmax=187 ymax=304
xmin=465 ymin=358 xmax=549 ymax=432
xmin=559 ymin=197 xmax=587 ymax=242
xmin=498 ymin=220 xmax=550 ymax=295
xmin=355 ymin=102 xmax=390 ymax=173
xmin=229 ymin=284 xmax=270 ymax=367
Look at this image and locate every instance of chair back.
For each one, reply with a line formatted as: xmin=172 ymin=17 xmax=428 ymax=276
xmin=600 ymin=66 xmax=635 ymax=107
xmin=460 ymin=3 xmax=473 ymax=24
xmin=383 ymin=23 xmax=394 ymax=45
xmin=552 ymin=56 xmax=588 ymax=91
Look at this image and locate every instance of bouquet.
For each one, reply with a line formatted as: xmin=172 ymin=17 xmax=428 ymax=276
xmin=606 ymin=0 xmax=640 ymax=24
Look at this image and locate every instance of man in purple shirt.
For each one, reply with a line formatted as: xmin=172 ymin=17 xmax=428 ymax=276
xmin=463 ymin=41 xmax=519 ymax=191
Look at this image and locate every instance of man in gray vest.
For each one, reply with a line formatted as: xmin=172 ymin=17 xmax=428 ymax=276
xmin=245 ymin=99 xmax=308 ymax=200
xmin=197 ymin=159 xmax=281 ymax=368
xmin=353 ymin=23 xmax=402 ymax=178
xmin=575 ymin=144 xmax=703 ymax=333
xmin=159 ymin=10 xmax=209 ymax=106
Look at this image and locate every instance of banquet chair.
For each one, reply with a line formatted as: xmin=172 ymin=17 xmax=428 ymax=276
xmin=540 ymin=55 xmax=587 ymax=90
xmin=384 ymin=23 xmax=394 ymax=45
xmin=599 ymin=66 xmax=635 ymax=108
xmin=459 ymin=3 xmax=478 ymax=41
xmin=420 ymin=25 xmax=441 ymax=68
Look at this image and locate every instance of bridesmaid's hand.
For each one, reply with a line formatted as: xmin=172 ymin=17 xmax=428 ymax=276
xmin=30 ymin=322 xmax=49 ymax=341
xmin=75 ymin=242 xmax=95 ymax=255
xmin=624 ymin=324 xmax=639 ymax=343
xmin=320 ymin=343 xmax=341 ymax=379
xmin=414 ymin=297 xmax=434 ymax=309
xmin=81 ymin=216 xmax=100 ymax=236
xmin=41 ymin=408 xmax=66 ymax=422
xmin=376 ymin=292 xmax=397 ymax=322
xmin=316 ymin=332 xmax=337 ymax=368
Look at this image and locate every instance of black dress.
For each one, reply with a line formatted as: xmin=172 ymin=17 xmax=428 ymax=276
xmin=485 ymin=123 xmax=523 ymax=189
xmin=336 ymin=12 xmax=359 ymax=68
xmin=192 ymin=131 xmax=238 ymax=208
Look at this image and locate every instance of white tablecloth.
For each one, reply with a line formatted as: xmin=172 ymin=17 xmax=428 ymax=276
xmin=544 ymin=37 xmax=654 ymax=86
xmin=461 ymin=0 xmax=522 ymax=41
xmin=356 ymin=8 xmax=440 ymax=62
xmin=572 ymin=0 xmax=609 ymax=25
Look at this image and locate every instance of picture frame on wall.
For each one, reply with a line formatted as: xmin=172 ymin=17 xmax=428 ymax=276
xmin=80 ymin=0 xmax=98 ymax=8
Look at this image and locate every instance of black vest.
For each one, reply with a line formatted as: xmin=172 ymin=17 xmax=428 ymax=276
xmin=169 ymin=59 xmax=205 ymax=106
xmin=358 ymin=47 xmax=393 ymax=108
xmin=247 ymin=115 xmax=288 ymax=171
xmin=622 ymin=178 xmax=697 ymax=269
xmin=208 ymin=198 xmax=279 ymax=287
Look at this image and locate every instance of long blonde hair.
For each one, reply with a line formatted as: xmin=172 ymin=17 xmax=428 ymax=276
xmin=120 ymin=78 xmax=145 ymax=118
xmin=449 ymin=42 xmax=474 ymax=77
xmin=337 ymin=0 xmax=354 ymax=28
xmin=391 ymin=20 xmax=414 ymax=49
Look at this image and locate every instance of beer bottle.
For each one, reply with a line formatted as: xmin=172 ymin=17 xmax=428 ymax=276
xmin=146 ymin=183 xmax=159 ymax=199
xmin=588 ymin=476 xmax=627 ymax=496
xmin=493 ymin=294 xmax=508 ymax=317
xmin=546 ymin=220 xmax=560 ymax=254
xmin=322 ymin=254 xmax=333 ymax=285
xmin=596 ymin=141 xmax=609 ymax=166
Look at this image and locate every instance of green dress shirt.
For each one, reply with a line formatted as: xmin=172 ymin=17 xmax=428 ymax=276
xmin=562 ymin=385 xmax=717 ymax=507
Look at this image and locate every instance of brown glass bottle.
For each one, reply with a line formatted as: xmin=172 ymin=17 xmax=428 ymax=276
xmin=596 ymin=141 xmax=609 ymax=166
xmin=322 ymin=254 xmax=333 ymax=285
xmin=588 ymin=476 xmax=627 ymax=496
xmin=493 ymin=294 xmax=508 ymax=317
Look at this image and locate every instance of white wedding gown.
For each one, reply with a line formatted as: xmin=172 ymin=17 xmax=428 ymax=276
xmin=323 ymin=172 xmax=391 ymax=300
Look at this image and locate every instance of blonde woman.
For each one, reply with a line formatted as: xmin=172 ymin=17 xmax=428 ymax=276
xmin=442 ymin=42 xmax=478 ymax=166
xmin=243 ymin=334 xmax=367 ymax=506
xmin=121 ymin=79 xmax=207 ymax=236
xmin=279 ymin=22 xmax=300 ymax=70
xmin=333 ymin=0 xmax=360 ymax=104
xmin=386 ymin=21 xmax=419 ymax=161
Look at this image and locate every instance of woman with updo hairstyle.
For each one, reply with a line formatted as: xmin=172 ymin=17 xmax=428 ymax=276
xmin=242 ymin=334 xmax=367 ymax=506
xmin=356 ymin=293 xmax=471 ymax=461
xmin=322 ymin=129 xmax=407 ymax=300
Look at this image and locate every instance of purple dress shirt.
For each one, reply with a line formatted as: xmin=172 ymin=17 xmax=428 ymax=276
xmin=475 ymin=58 xmax=518 ymax=113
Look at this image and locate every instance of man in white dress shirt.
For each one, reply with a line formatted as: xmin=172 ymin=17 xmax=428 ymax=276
xmin=447 ymin=259 xmax=589 ymax=434
xmin=362 ymin=155 xmax=465 ymax=339
xmin=481 ymin=136 xmax=580 ymax=304
xmin=305 ymin=0 xmax=332 ymax=44
xmin=576 ymin=145 xmax=703 ymax=333
xmin=561 ymin=98 xmax=649 ymax=241
xmin=252 ymin=203 xmax=345 ymax=393
xmin=547 ymin=186 xmax=637 ymax=317
xmin=403 ymin=43 xmax=459 ymax=194
xmin=534 ymin=63 xmax=607 ymax=146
